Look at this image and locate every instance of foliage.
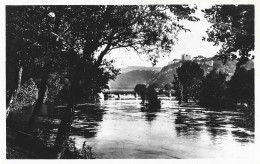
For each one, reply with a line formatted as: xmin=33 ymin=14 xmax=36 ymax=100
xmin=175 ymin=61 xmax=204 ymax=102
xmin=66 ymin=5 xmax=199 ymax=65
xmin=146 ymin=85 xmax=160 ymax=107
xmin=203 ymin=5 xmax=254 ymax=66
xmin=172 ymin=75 xmax=183 ymax=104
xmin=6 ymin=6 xmax=71 ymax=74
xmin=134 ymin=84 xmax=147 ymax=95
xmin=79 ymin=60 xmax=120 ymax=102
xmin=164 ymin=83 xmax=172 ymax=96
xmin=164 ymin=83 xmax=172 ymax=90
xmin=61 ymin=138 xmax=94 ymax=159
xmin=199 ymin=69 xmax=228 ymax=108
xmin=225 ymin=67 xmax=254 ymax=106
xmin=134 ymin=84 xmax=147 ymax=104
xmin=9 ymin=78 xmax=38 ymax=111
xmin=6 ymin=6 xmax=75 ymax=110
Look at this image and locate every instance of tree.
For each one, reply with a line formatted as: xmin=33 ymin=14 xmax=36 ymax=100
xmin=172 ymin=75 xmax=183 ymax=104
xmin=175 ymin=61 xmax=204 ymax=102
xmin=225 ymin=67 xmax=254 ymax=107
xmin=146 ymin=85 xmax=160 ymax=108
xmin=6 ymin=6 xmax=71 ymax=117
xmin=134 ymin=84 xmax=147 ymax=104
xmin=164 ymin=83 xmax=172 ymax=96
xmin=199 ymin=69 xmax=228 ymax=108
xmin=203 ymin=5 xmax=254 ymax=67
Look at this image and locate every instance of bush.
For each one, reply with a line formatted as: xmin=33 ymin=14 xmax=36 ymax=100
xmin=9 ymin=78 xmax=38 ymax=111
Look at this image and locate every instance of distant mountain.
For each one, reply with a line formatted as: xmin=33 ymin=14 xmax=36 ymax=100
xmin=109 ymin=70 xmax=159 ymax=89
xmin=120 ymin=66 xmax=162 ymax=73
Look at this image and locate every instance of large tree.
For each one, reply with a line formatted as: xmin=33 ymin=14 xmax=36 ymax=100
xmin=199 ymin=68 xmax=228 ymax=108
xmin=203 ymin=5 xmax=254 ymax=67
xmin=175 ymin=61 xmax=204 ymax=102
xmin=226 ymin=67 xmax=254 ymax=107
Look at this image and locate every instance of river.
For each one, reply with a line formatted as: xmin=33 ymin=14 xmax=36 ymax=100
xmin=69 ymin=99 xmax=255 ymax=158
xmin=7 ymin=99 xmax=256 ymax=159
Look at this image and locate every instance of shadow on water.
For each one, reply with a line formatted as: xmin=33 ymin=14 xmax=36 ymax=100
xmin=140 ymin=106 xmax=160 ymax=122
xmin=70 ymin=104 xmax=105 ymax=138
xmin=173 ymin=108 xmax=254 ymax=143
xmin=174 ymin=110 xmax=204 ymax=138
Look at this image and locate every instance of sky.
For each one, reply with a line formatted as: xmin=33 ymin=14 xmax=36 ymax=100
xmin=106 ymin=5 xmax=222 ymax=68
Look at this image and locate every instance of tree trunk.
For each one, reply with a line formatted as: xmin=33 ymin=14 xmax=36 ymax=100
xmin=24 ymin=65 xmax=51 ymax=131
xmin=6 ymin=66 xmax=23 ymax=118
xmin=183 ymin=88 xmax=188 ymax=103
xmin=53 ymin=60 xmax=87 ymax=158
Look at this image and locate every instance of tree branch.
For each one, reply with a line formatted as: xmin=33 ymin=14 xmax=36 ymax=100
xmin=94 ymin=33 xmax=114 ymax=67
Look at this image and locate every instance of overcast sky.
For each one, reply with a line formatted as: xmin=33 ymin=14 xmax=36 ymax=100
xmin=106 ymin=5 xmax=222 ymax=68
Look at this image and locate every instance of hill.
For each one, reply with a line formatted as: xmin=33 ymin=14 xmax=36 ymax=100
xmin=109 ymin=70 xmax=159 ymax=89
xmin=150 ymin=59 xmax=254 ymax=87
xmin=109 ymin=60 xmax=254 ymax=90
xmin=120 ymin=66 xmax=162 ymax=73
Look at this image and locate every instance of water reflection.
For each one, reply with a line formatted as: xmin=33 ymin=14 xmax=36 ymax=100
xmin=70 ymin=104 xmax=105 ymax=138
xmin=7 ymin=100 xmax=255 ymax=158
xmin=174 ymin=110 xmax=205 ymax=138
xmin=140 ymin=107 xmax=159 ymax=122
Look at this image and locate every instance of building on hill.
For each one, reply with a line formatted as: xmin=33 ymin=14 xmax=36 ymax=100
xmin=167 ymin=59 xmax=181 ymax=65
xmin=192 ymin=55 xmax=214 ymax=67
xmin=193 ymin=55 xmax=205 ymax=64
xmin=181 ymin=54 xmax=191 ymax=61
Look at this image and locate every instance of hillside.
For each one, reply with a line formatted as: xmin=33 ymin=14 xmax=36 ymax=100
xmin=109 ymin=70 xmax=159 ymax=89
xmin=109 ymin=60 xmax=254 ymax=90
xmin=150 ymin=59 xmax=254 ymax=87
xmin=120 ymin=66 xmax=162 ymax=73
xmin=149 ymin=62 xmax=181 ymax=88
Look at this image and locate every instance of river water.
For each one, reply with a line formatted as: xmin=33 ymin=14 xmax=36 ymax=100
xmin=68 ymin=99 xmax=255 ymax=159
xmin=7 ymin=99 xmax=256 ymax=159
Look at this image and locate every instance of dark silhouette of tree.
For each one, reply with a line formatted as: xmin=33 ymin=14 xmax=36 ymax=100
xmin=134 ymin=84 xmax=147 ymax=104
xmin=146 ymin=85 xmax=160 ymax=108
xmin=199 ymin=69 xmax=228 ymax=108
xmin=164 ymin=83 xmax=172 ymax=96
xmin=172 ymin=75 xmax=183 ymax=104
xmin=226 ymin=67 xmax=254 ymax=107
xmin=6 ymin=6 xmax=73 ymax=118
xmin=203 ymin=5 xmax=254 ymax=67
xmin=175 ymin=61 xmax=204 ymax=102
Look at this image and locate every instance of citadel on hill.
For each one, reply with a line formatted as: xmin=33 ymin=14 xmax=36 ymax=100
xmin=167 ymin=54 xmax=213 ymax=67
